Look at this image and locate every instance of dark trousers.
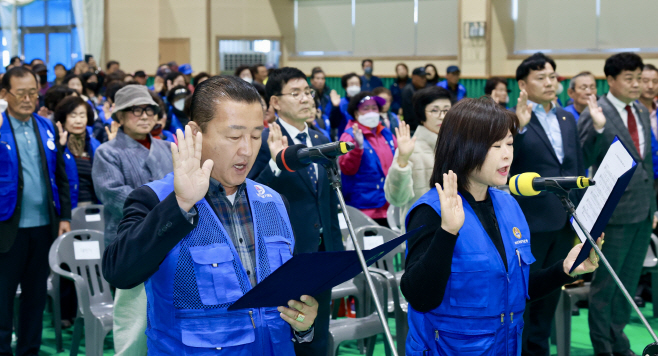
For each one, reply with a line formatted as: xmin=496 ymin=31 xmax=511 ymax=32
xmin=0 ymin=226 xmax=52 ymax=356
xmin=522 ymin=223 xmax=575 ymax=356
xmin=294 ymin=289 xmax=331 ymax=356
xmin=589 ymin=219 xmax=651 ymax=354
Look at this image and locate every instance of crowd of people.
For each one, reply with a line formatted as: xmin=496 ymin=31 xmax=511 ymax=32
xmin=0 ymin=50 xmax=657 ymax=356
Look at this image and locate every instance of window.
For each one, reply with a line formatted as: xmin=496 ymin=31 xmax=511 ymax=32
xmin=218 ymin=39 xmax=281 ymax=73
xmin=294 ymin=0 xmax=458 ymax=57
xmin=513 ymin=0 xmax=658 ymax=54
xmin=0 ymin=0 xmax=81 ymax=80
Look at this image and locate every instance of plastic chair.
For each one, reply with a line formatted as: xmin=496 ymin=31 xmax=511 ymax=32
xmin=13 ymin=273 xmax=62 ymax=352
xmin=554 ymin=282 xmax=590 ymax=356
xmin=341 ymin=205 xmax=380 ymax=245
xmin=327 ymin=272 xmax=391 ymax=356
xmin=48 ymin=230 xmax=113 ymax=356
xmin=70 ymin=205 xmax=105 ymax=232
xmin=386 ymin=205 xmax=402 ymax=233
xmin=639 ymin=233 xmax=658 ymax=317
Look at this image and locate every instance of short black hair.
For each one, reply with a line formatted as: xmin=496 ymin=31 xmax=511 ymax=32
xmin=54 ymin=63 xmax=66 ymax=70
xmin=430 ymin=97 xmax=519 ymax=191
xmin=516 ymin=52 xmax=557 ymax=82
xmin=604 ymin=52 xmax=644 ymax=79
xmin=9 ymin=56 xmax=21 ymax=65
xmin=264 ymin=67 xmax=307 ymax=107
xmin=484 ymin=77 xmax=508 ymax=95
xmin=105 ymin=82 xmax=126 ymax=104
xmin=347 ymin=91 xmax=379 ymax=119
xmin=362 ymin=59 xmax=373 ymax=68
xmin=2 ymin=66 xmax=37 ymax=91
xmin=644 ymin=64 xmax=658 ymax=74
xmin=190 ymin=75 xmax=263 ymax=132
xmin=311 ymin=67 xmax=324 ymax=80
xmin=84 ymin=54 xmax=94 ymax=63
xmin=234 ymin=65 xmax=252 ymax=77
xmin=341 ymin=72 xmax=361 ymax=90
xmin=193 ymin=72 xmax=210 ymax=87
xmin=44 ymin=85 xmax=78 ymax=111
xmin=63 ymin=73 xmax=87 ymax=94
xmin=412 ymin=86 xmax=452 ymax=124
xmin=106 ymin=60 xmax=120 ymax=70
xmin=54 ymin=96 xmax=94 ymax=127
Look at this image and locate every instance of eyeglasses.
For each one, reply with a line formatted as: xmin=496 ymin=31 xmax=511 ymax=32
xmin=124 ymin=106 xmax=158 ymax=117
xmin=425 ymin=109 xmax=449 ymax=117
xmin=7 ymin=89 xmax=39 ymax=99
xmin=278 ymin=89 xmax=316 ymax=100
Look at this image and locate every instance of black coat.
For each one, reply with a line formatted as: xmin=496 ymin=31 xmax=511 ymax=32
xmin=510 ymin=107 xmax=585 ymax=233
xmin=248 ymin=120 xmax=343 ymax=255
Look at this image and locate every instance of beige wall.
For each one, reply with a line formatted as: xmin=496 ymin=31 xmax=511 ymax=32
xmin=105 ymin=0 xmax=658 ymax=78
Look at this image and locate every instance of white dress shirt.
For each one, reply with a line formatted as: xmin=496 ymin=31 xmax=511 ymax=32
xmin=606 ymin=92 xmax=644 ymax=155
xmin=268 ymin=118 xmax=319 ymax=178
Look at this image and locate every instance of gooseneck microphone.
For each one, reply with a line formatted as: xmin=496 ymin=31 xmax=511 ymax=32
xmin=509 ymin=172 xmax=594 ymax=196
xmin=275 ymin=141 xmax=355 ymax=172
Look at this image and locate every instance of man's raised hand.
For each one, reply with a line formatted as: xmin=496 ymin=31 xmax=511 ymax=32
xmin=172 ymin=125 xmax=214 ymax=212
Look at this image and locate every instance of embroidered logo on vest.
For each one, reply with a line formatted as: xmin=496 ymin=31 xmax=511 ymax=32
xmin=513 ymin=227 xmax=521 ymax=239
xmin=254 ymin=184 xmax=272 ymax=199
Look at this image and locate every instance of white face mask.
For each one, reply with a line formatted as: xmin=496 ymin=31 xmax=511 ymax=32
xmin=242 ymin=77 xmax=253 ymax=84
xmin=174 ymin=99 xmax=185 ymax=111
xmin=346 ymin=85 xmax=361 ymax=97
xmin=0 ymin=99 xmax=7 ymax=113
xmin=357 ymin=112 xmax=380 ymax=128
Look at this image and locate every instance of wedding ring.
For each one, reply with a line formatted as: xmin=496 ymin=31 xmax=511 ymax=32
xmin=296 ymin=312 xmax=305 ymax=323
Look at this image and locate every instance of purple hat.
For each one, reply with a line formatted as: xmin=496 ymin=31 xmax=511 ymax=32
xmin=357 ymin=95 xmax=387 ymax=110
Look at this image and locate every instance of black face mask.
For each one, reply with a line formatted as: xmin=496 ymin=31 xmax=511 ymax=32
xmin=39 ymin=74 xmax=47 ymax=85
xmin=86 ymin=82 xmax=99 ymax=93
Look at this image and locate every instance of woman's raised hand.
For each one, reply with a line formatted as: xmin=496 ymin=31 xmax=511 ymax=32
xmin=395 ymin=122 xmax=416 ymax=168
xmin=436 ymin=171 xmax=464 ymax=235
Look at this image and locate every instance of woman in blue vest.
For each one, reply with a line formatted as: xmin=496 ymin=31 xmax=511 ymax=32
xmin=400 ymin=98 xmax=603 ymax=355
xmin=54 ymin=96 xmax=102 ymax=208
xmin=339 ymin=92 xmax=397 ymax=226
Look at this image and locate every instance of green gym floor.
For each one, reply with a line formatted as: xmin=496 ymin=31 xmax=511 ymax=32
xmin=27 ymin=304 xmax=658 ymax=355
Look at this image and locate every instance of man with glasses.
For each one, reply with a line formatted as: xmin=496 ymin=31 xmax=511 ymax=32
xmin=249 ymin=67 xmax=344 ymax=356
xmin=0 ymin=67 xmax=71 ymax=356
xmin=92 ymin=84 xmax=173 ymax=356
xmin=565 ymin=71 xmax=598 ymax=122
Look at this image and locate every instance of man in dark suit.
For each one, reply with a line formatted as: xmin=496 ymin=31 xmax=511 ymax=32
xmin=248 ymin=67 xmax=343 ymax=356
xmin=510 ymin=52 xmax=605 ymax=356
xmin=0 ymin=67 xmax=71 ymax=355
xmin=579 ymin=52 xmax=657 ymax=356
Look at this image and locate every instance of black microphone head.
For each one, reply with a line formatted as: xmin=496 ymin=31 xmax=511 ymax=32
xmin=275 ymin=144 xmax=308 ymax=172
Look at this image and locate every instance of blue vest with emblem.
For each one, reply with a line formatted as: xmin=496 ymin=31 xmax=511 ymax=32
xmin=0 ymin=112 xmax=61 ymax=221
xmin=404 ymin=187 xmax=535 ymax=356
xmin=144 ymin=173 xmax=297 ymax=355
xmin=63 ymin=134 xmax=101 ymax=208
xmin=341 ymin=125 xmax=395 ymax=210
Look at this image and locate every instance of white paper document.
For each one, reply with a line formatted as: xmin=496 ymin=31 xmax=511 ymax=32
xmin=571 ymin=139 xmax=635 ymax=242
xmin=73 ymin=241 xmax=101 ymax=260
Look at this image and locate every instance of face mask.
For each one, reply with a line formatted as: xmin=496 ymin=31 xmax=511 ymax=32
xmin=86 ymin=82 xmax=98 ymax=93
xmin=242 ymin=77 xmax=253 ymax=84
xmin=0 ymin=99 xmax=7 ymax=113
xmin=346 ymin=85 xmax=361 ymax=97
xmin=364 ymin=67 xmax=373 ymax=75
xmin=357 ymin=111 xmax=380 ymax=128
xmin=556 ymin=82 xmax=564 ymax=96
xmin=174 ymin=99 xmax=185 ymax=111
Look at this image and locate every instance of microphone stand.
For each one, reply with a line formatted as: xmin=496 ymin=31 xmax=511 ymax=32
xmin=551 ymin=185 xmax=658 ymax=355
xmin=318 ymin=155 xmax=399 ymax=356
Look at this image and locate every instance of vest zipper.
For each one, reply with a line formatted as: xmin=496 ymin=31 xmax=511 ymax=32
xmin=500 ymin=313 xmax=504 ymax=323
xmin=249 ymin=310 xmax=255 ymax=329
xmin=435 ymin=330 xmax=439 ymax=340
xmin=516 ymin=249 xmax=521 ymax=267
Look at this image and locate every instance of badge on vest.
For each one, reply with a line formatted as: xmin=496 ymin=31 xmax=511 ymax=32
xmin=513 ymin=227 xmax=528 ymax=245
xmin=254 ymin=184 xmax=273 ymax=199
xmin=47 ymin=129 xmax=54 ymax=139
xmin=47 ymin=140 xmax=56 ymax=151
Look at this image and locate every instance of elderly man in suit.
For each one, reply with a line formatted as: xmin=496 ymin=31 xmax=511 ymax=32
xmin=248 ymin=67 xmax=343 ymax=356
xmin=92 ymin=85 xmax=173 ymax=356
xmin=579 ymin=52 xmax=657 ymax=356
xmin=510 ymin=52 xmax=606 ymax=356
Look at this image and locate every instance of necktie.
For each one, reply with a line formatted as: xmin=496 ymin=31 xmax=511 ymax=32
xmin=625 ymin=105 xmax=642 ymax=158
xmin=296 ymin=132 xmax=318 ymax=192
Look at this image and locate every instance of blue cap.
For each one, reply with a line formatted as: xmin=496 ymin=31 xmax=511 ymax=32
xmin=446 ymin=65 xmax=460 ymax=74
xmin=179 ymin=63 xmax=193 ymax=75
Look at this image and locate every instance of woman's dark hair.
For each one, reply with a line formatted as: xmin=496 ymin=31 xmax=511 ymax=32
xmin=149 ymin=91 xmax=166 ymax=119
xmin=429 ymin=97 xmax=519 ymax=191
xmin=165 ymin=71 xmax=184 ymax=85
xmin=341 ymin=72 xmax=361 ymax=90
xmin=234 ymin=65 xmax=252 ymax=78
xmin=63 ymin=73 xmax=87 ymax=94
xmin=395 ymin=63 xmax=409 ymax=78
xmin=190 ymin=75 xmax=263 ymax=132
xmin=347 ymin=91 xmax=379 ymax=119
xmin=604 ymin=52 xmax=644 ymax=79
xmin=193 ymin=72 xmax=210 ymax=87
xmin=516 ymin=52 xmax=557 ymax=82
xmin=484 ymin=77 xmax=508 ymax=95
xmin=44 ymin=85 xmax=78 ymax=111
xmin=81 ymin=72 xmax=101 ymax=95
xmin=412 ymin=86 xmax=452 ymax=124
xmin=425 ymin=64 xmax=439 ymax=82
xmin=105 ymin=82 xmax=125 ymax=104
xmin=264 ymin=67 xmax=307 ymax=106
xmin=54 ymin=96 xmax=94 ymax=127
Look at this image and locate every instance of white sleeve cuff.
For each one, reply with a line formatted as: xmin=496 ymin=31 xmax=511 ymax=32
xmin=269 ymin=158 xmax=282 ymax=177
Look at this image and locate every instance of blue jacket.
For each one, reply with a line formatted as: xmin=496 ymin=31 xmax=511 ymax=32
xmin=437 ymin=80 xmax=467 ymax=101
xmin=405 ymin=187 xmax=535 ymax=355
xmin=336 ymin=97 xmax=352 ymax=139
xmin=360 ymin=75 xmax=384 ymax=91
xmin=63 ymin=133 xmax=101 ymax=208
xmin=341 ymin=126 xmax=395 ymax=210
xmin=143 ymin=174 xmax=297 ymax=355
xmin=167 ymin=106 xmax=185 ymax=135
xmin=389 ymin=79 xmax=409 ymax=115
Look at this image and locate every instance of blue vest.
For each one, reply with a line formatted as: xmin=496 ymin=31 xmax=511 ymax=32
xmin=437 ymin=80 xmax=467 ymax=101
xmin=404 ymin=187 xmax=535 ymax=356
xmin=167 ymin=107 xmax=185 ymax=135
xmin=63 ymin=134 xmax=101 ymax=208
xmin=0 ymin=112 xmax=61 ymax=221
xmin=144 ymin=173 xmax=296 ymax=355
xmin=341 ymin=126 xmax=395 ymax=210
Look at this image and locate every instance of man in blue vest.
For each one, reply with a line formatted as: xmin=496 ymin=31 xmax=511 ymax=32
xmin=102 ymin=75 xmax=318 ymax=355
xmin=565 ymin=71 xmax=597 ymax=122
xmin=437 ymin=65 xmax=467 ymax=102
xmin=0 ymin=66 xmax=72 ymax=355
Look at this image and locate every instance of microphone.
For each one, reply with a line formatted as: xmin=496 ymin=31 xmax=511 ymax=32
xmin=509 ymin=172 xmax=594 ymax=196
xmin=276 ymin=141 xmax=355 ymax=172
